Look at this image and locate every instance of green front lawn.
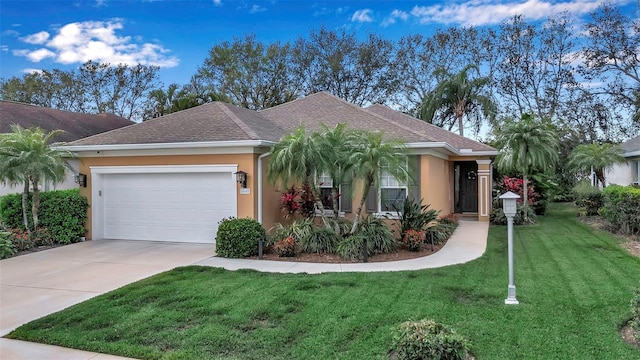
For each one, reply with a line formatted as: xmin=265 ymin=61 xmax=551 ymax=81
xmin=7 ymin=203 xmax=640 ymax=359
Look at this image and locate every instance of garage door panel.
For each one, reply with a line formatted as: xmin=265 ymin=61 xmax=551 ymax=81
xmin=102 ymin=172 xmax=236 ymax=243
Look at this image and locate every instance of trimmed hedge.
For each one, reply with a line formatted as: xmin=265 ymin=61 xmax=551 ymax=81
xmin=391 ymin=319 xmax=472 ymax=360
xmin=215 ymin=217 xmax=266 ymax=258
xmin=600 ymin=185 xmax=640 ymax=236
xmin=0 ymin=189 xmax=88 ymax=244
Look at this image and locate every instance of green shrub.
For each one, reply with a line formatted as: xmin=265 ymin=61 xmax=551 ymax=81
xmin=573 ymin=181 xmax=603 ymax=216
xmin=267 ymin=218 xmax=314 ymax=246
xmin=391 ymin=319 xmax=472 ymax=360
xmin=359 ymin=216 xmax=397 ymax=254
xmin=299 ymin=227 xmax=340 ymax=254
xmin=0 ymin=189 xmax=88 ymax=244
xmin=600 ymin=185 xmax=640 ymax=236
xmin=426 ymin=215 xmax=459 ymax=245
xmin=0 ymin=231 xmax=16 ymax=259
xmin=393 ymin=198 xmax=440 ymax=240
xmin=336 ymin=234 xmax=367 ymax=260
xmin=632 ymin=283 xmax=640 ymax=340
xmin=216 ymin=217 xmax=266 ymax=258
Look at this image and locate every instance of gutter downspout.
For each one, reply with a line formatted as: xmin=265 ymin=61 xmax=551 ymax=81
xmin=257 ymin=152 xmax=271 ymax=224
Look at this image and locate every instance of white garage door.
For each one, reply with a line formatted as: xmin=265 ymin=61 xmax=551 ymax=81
xmin=102 ymin=172 xmax=235 ymax=243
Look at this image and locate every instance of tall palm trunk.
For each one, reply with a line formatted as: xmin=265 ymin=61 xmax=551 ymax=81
xmin=21 ymin=181 xmax=30 ymax=233
xmin=350 ymin=175 xmax=374 ymax=263
xmin=31 ymin=179 xmax=40 ymax=229
xmin=522 ymin=174 xmax=529 ymax=222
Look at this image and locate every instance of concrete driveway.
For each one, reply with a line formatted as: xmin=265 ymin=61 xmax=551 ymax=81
xmin=0 ymin=239 xmax=216 ymax=359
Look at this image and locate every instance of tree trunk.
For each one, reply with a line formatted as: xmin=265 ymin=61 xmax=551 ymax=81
xmin=457 ymin=111 xmax=464 ymax=137
xmin=331 ymin=187 xmax=340 ymax=233
xmin=21 ymin=181 xmax=30 ymax=233
xmin=31 ymin=179 xmax=40 ymax=229
xmin=523 ymin=174 xmax=529 ymax=223
xmin=350 ymin=176 xmax=373 ymax=235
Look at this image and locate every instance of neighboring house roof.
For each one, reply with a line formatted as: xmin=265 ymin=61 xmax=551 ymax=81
xmin=0 ymin=100 xmax=133 ymax=143
xmin=260 ymin=92 xmax=496 ymax=153
xmin=70 ymin=101 xmax=285 ymax=146
xmin=66 ymin=92 xmax=496 ymax=155
xmin=621 ymin=134 xmax=640 ymax=154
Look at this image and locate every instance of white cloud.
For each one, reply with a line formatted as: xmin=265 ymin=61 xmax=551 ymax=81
xmin=22 ymin=68 xmax=44 ymax=74
xmin=94 ymin=0 xmax=107 ymax=7
xmin=381 ymin=9 xmax=409 ymax=27
xmin=1 ymin=45 xmax=8 ymax=52
xmin=20 ymin=31 xmax=50 ymax=44
xmin=249 ymin=4 xmax=266 ymax=13
xmin=352 ymin=9 xmax=374 ymax=23
xmin=410 ymin=0 xmax=625 ymax=26
xmin=13 ymin=20 xmax=179 ymax=68
xmin=213 ymin=0 xmax=222 ymax=5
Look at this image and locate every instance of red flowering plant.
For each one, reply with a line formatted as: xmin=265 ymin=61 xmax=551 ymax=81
xmin=402 ymin=229 xmax=426 ymax=252
xmin=279 ymin=184 xmax=317 ymax=219
xmin=496 ymin=176 xmax=539 ymax=205
xmin=274 ymin=236 xmax=298 ymax=257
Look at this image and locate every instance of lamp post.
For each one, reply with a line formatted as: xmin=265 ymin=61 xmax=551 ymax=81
xmin=500 ymin=191 xmax=520 ymax=305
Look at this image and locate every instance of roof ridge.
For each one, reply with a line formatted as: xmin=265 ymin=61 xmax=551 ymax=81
xmin=366 ymin=104 xmax=492 ymax=149
xmin=216 ymin=102 xmax=260 ymax=140
xmin=362 ymin=105 xmax=442 ymax=143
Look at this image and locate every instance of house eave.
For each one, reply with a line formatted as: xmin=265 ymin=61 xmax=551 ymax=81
xmin=622 ymin=150 xmax=640 ymax=158
xmin=406 ymin=142 xmax=498 ymax=156
xmin=63 ymin=140 xmax=276 ymax=157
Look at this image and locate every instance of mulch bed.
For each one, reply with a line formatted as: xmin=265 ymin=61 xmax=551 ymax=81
xmin=249 ymin=239 xmax=447 ymax=263
xmin=577 ymin=215 xmax=640 ymax=258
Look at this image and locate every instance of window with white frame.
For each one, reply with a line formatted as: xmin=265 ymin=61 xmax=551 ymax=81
xmin=318 ymin=172 xmax=334 ymax=210
xmin=379 ymin=166 xmax=407 ymax=213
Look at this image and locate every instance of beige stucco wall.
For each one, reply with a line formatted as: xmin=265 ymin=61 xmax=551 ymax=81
xmin=420 ymin=155 xmax=452 ymax=216
xmin=79 ymin=154 xmax=258 ymax=239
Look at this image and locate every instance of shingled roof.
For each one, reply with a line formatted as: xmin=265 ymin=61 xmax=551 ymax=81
xmin=0 ymin=100 xmax=133 ymax=143
xmin=260 ymin=92 xmax=496 ymax=153
xmin=70 ymin=101 xmax=285 ymax=146
xmin=621 ymin=134 xmax=640 ymax=154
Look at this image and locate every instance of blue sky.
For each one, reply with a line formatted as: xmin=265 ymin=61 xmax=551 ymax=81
xmin=0 ymin=0 xmax=636 ymax=86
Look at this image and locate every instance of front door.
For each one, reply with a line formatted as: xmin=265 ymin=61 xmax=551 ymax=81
xmin=455 ymin=162 xmax=478 ymax=213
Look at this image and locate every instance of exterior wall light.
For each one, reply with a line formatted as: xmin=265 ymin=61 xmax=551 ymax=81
xmin=234 ymin=171 xmax=248 ymax=188
xmin=75 ymin=173 xmax=87 ymax=188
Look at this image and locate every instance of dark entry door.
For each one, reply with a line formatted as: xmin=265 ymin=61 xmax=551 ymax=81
xmin=455 ymin=162 xmax=478 ymax=213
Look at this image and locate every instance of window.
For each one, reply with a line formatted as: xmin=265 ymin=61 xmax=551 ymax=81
xmin=379 ymin=167 xmax=407 ymax=213
xmin=318 ymin=172 xmax=339 ymax=211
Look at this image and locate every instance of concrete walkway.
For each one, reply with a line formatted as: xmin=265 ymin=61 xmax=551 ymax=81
xmin=195 ymin=220 xmax=489 ymax=273
xmin=0 ymin=220 xmax=488 ymax=359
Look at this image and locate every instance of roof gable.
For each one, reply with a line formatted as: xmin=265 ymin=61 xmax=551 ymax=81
xmin=260 ymin=92 xmax=496 ymax=152
xmin=70 ymin=102 xmax=285 ymax=146
xmin=621 ymin=134 xmax=640 ymax=153
xmin=0 ymin=101 xmax=133 ymax=143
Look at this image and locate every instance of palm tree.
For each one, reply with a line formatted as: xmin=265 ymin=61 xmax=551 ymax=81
xmin=0 ymin=125 xmax=73 ymax=231
xmin=568 ymin=143 xmax=626 ymax=187
xmin=266 ymin=126 xmax=328 ymax=224
xmin=495 ymin=113 xmax=559 ymax=222
xmin=313 ymin=124 xmax=359 ymax=219
xmin=349 ymin=132 xmax=408 ymax=235
xmin=420 ymin=64 xmax=495 ymax=137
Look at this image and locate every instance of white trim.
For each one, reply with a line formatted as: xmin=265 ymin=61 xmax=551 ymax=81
xmin=407 ymin=142 xmax=499 ymax=156
xmin=63 ymin=140 xmax=274 ymax=152
xmin=257 ymin=152 xmax=271 ymax=224
xmin=623 ymin=150 xmax=640 ymax=158
xmin=90 ymin=164 xmax=238 ymax=240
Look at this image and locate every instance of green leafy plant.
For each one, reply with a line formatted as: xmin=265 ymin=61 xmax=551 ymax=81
xmin=336 ymin=234 xmax=367 ymax=260
xmin=0 ymin=231 xmax=16 ymax=259
xmin=8 ymin=229 xmax=36 ymax=251
xmin=391 ymin=319 xmax=472 ymax=360
xmin=490 ymin=201 xmax=536 ymax=225
xmin=426 ymin=215 xmax=459 ymax=245
xmin=267 ymin=218 xmax=314 ymax=246
xmin=393 ymin=198 xmax=439 ymax=240
xmin=215 ymin=217 xmax=266 ymax=258
xmin=358 ymin=216 xmax=397 ymax=254
xmin=0 ymin=189 xmax=88 ymax=244
xmin=274 ymin=236 xmax=299 ymax=257
xmin=572 ymin=181 xmax=604 ymax=216
xmin=600 ymin=185 xmax=640 ymax=236
xmin=299 ymin=227 xmax=340 ymax=254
